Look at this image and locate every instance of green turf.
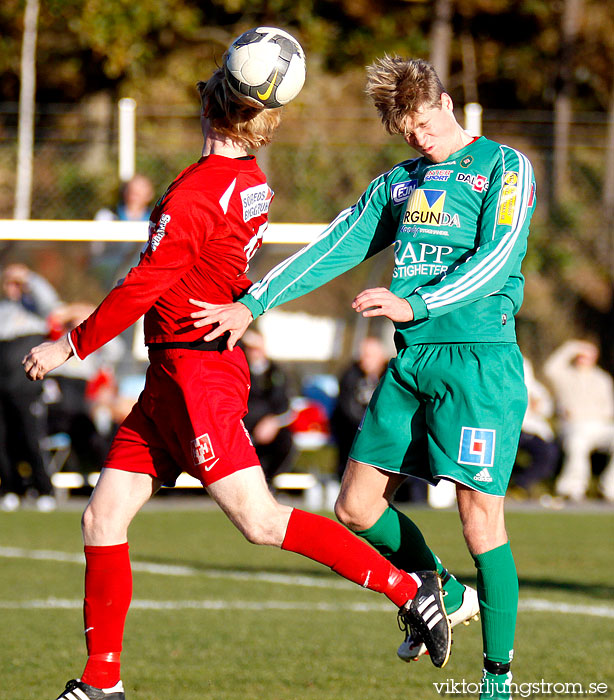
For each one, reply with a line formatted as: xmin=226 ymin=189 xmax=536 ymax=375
xmin=1 ymin=505 xmax=613 ymax=699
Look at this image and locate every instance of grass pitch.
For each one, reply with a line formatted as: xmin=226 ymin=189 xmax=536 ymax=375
xmin=1 ymin=501 xmax=613 ymax=699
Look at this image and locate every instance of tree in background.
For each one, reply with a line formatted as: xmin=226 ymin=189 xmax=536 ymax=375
xmin=552 ymin=0 xmax=584 ymax=211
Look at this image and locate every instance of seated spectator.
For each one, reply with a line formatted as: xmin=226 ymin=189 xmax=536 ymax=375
xmin=242 ymin=329 xmax=294 ymax=483
xmin=512 ymin=358 xmax=560 ymax=496
xmin=0 ymin=264 xmax=60 ymax=511
xmin=330 ymin=336 xmax=389 ymax=481
xmin=544 ymin=339 xmax=614 ymax=502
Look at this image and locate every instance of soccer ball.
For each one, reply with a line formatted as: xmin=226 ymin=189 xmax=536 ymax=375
xmin=224 ymin=26 xmax=306 ymax=109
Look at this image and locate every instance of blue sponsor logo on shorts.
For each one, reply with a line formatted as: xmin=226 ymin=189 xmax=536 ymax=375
xmin=458 ymin=427 xmax=496 ymax=467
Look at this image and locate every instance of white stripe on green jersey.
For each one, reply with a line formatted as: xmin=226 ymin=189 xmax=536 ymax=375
xmin=248 ymin=179 xmax=392 ymax=304
xmin=241 ymin=137 xmax=536 ymax=347
xmin=420 ymin=147 xmax=532 ymax=309
xmin=249 ymin=204 xmax=358 ymax=302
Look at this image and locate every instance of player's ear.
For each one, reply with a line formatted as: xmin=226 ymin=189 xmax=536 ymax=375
xmin=440 ymin=93 xmax=454 ymax=111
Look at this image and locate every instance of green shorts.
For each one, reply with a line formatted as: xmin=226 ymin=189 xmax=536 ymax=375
xmin=349 ymin=343 xmax=527 ymax=497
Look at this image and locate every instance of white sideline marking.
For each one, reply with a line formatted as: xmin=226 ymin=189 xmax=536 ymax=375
xmin=0 ymin=546 xmax=352 ymax=589
xmin=0 ymin=597 xmax=389 ymax=612
xmin=0 ymin=598 xmax=612 ymax=619
xmin=1 ymin=548 xmax=612 ymax=619
xmin=518 ymin=598 xmax=614 ymax=618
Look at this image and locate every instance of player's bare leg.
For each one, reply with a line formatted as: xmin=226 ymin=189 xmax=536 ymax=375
xmin=207 ymin=465 xmax=451 ymax=667
xmin=456 ymin=485 xmax=507 ymax=555
xmin=82 ymin=468 xmax=162 ymax=546
xmin=457 ymin=485 xmax=516 ymax=700
xmin=206 ymin=464 xmax=293 ymax=545
xmin=336 ymin=460 xmax=478 ymax=663
xmin=334 ymin=459 xmax=404 ymax=530
xmin=55 ymin=469 xmax=162 ymax=700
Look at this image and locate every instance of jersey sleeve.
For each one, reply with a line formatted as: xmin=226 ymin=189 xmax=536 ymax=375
xmin=240 ymin=173 xmax=397 ymax=319
xmin=70 ymin=190 xmax=209 ymax=359
xmin=407 ymin=147 xmax=536 ymax=321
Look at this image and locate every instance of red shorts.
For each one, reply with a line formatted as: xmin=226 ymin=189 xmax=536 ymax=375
xmin=104 ymin=347 xmax=259 ymax=487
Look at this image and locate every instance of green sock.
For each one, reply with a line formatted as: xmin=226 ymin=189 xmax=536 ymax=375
xmin=355 ymin=505 xmax=465 ymax=611
xmin=473 ymin=541 xmax=518 ymax=665
xmin=480 ymin=670 xmax=512 ymax=700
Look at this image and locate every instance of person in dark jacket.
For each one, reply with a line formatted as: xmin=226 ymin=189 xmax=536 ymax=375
xmin=331 ymin=336 xmax=388 ymax=480
xmin=242 ymin=329 xmax=294 ymax=482
xmin=0 ymin=264 xmax=59 ymax=511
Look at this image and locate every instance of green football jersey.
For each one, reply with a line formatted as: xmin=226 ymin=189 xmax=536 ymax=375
xmin=241 ymin=135 xmax=536 ymax=347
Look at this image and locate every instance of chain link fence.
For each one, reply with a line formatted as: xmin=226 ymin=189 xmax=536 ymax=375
xmin=1 ymin=100 xmax=613 ymax=368
xmin=1 ymin=100 xmax=610 ymax=223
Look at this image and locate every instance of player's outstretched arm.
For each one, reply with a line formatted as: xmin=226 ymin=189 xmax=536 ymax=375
xmin=23 ymin=335 xmax=74 ymax=381
xmin=189 ymin=299 xmax=253 ymax=351
xmin=352 ymin=287 xmax=414 ymax=322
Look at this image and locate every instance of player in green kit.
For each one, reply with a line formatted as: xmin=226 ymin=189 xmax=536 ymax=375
xmin=191 ymin=57 xmax=535 ymax=700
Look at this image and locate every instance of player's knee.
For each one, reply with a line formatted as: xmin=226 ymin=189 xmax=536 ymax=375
xmin=81 ymin=505 xmax=96 ymax=539
xmin=334 ymin=499 xmax=370 ymax=532
xmin=238 ymin=519 xmax=277 ymax=546
xmin=81 ymin=503 xmax=125 ymax=545
xmin=461 ymin=518 xmax=505 ymax=554
xmin=462 ymin=522 xmax=486 ymax=551
xmin=242 ymin=526 xmax=268 ymax=546
xmin=235 ymin=506 xmax=289 ymax=547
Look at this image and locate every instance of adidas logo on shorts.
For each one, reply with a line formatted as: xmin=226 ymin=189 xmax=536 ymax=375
xmin=473 ymin=467 xmax=493 ymax=483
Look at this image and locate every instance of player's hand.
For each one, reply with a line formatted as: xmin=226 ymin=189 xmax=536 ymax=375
xmin=189 ymin=299 xmax=253 ymax=351
xmin=22 ymin=335 xmax=74 ymax=381
xmin=352 ymin=287 xmax=414 ymax=322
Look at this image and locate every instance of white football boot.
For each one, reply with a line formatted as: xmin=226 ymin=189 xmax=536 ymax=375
xmin=398 ymin=582 xmax=479 ymax=662
xmin=55 ymin=679 xmax=125 ymax=700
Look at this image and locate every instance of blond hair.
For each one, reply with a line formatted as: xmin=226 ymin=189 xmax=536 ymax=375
xmin=365 ymin=56 xmax=445 ymax=135
xmin=197 ymin=68 xmax=282 ymax=149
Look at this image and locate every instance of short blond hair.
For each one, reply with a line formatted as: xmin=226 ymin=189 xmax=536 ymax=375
xmin=197 ymin=68 xmax=282 ymax=149
xmin=365 ymin=56 xmax=445 ymax=135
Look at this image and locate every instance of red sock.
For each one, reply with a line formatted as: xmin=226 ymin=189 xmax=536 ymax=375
xmin=281 ymin=509 xmax=418 ymax=608
xmin=81 ymin=543 xmax=132 ymax=689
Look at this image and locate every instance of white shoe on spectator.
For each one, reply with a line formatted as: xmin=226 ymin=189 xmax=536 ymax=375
xmin=36 ymin=495 xmax=57 ymax=512
xmin=1 ymin=493 xmax=21 ymax=512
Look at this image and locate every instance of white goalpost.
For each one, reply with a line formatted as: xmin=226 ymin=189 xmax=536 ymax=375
xmin=0 ymin=220 xmax=322 ymax=245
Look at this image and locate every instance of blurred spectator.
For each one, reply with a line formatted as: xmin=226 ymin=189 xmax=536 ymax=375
xmin=300 ymin=374 xmax=339 ymax=419
xmin=242 ymin=329 xmax=294 ymax=483
xmin=44 ymin=303 xmax=124 ymax=473
xmin=94 ymin=174 xmax=155 ymax=223
xmin=330 ymin=336 xmax=389 ymax=480
xmin=0 ymin=264 xmax=60 ymax=511
xmin=512 ymin=358 xmax=560 ymax=496
xmin=544 ymin=339 xmax=614 ymax=502
xmin=93 ymin=174 xmax=155 ymax=285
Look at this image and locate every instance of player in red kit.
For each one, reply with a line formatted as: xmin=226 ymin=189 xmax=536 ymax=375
xmin=24 ymin=65 xmax=450 ymax=700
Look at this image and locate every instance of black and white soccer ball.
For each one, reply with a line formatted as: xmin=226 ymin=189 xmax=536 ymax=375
xmin=224 ymin=26 xmax=306 ymax=109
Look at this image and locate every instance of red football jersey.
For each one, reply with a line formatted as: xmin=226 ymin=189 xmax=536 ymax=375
xmin=71 ymin=154 xmax=272 ymax=359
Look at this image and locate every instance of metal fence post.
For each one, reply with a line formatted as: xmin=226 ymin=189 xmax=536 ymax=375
xmin=118 ymin=97 xmax=137 ymax=182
